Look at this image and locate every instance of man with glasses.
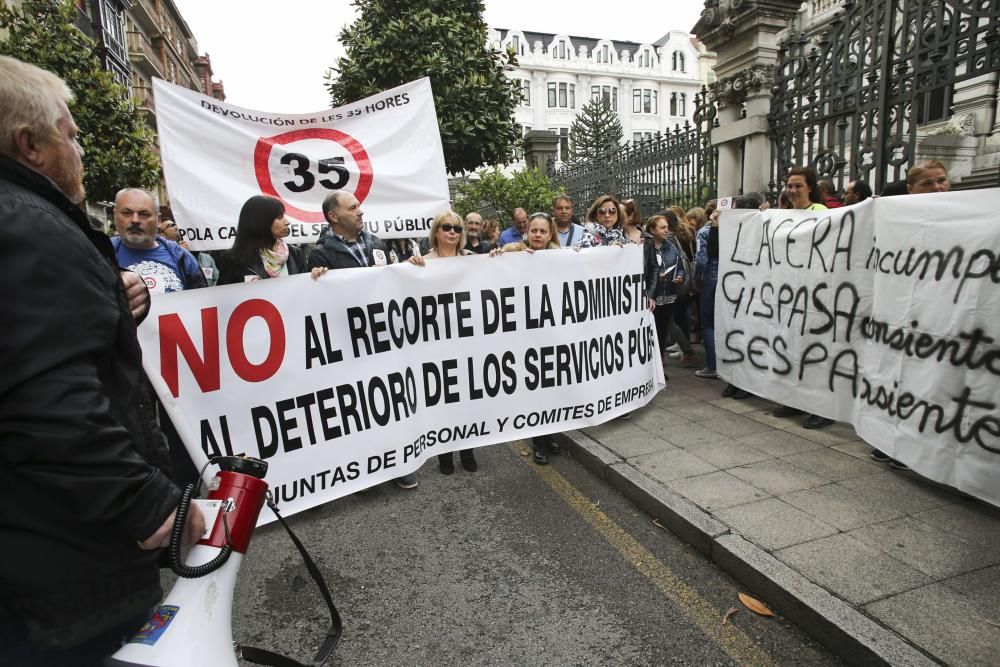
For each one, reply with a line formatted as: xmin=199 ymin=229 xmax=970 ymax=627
xmin=463 ymin=211 xmax=492 ymax=254
xmin=906 ymin=160 xmax=951 ymax=194
xmin=112 ymin=188 xmax=206 ymax=293
xmin=552 ymin=195 xmax=584 ymax=247
xmin=498 ymin=206 xmax=528 ymax=245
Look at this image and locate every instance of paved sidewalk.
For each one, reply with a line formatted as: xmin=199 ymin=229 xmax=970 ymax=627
xmin=563 ymin=364 xmax=1000 ymax=666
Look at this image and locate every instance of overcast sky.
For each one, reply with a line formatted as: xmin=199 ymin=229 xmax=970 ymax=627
xmin=171 ymin=0 xmax=706 ymax=113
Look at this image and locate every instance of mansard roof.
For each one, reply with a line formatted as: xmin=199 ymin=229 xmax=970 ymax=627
xmin=495 ymin=28 xmax=651 ymax=56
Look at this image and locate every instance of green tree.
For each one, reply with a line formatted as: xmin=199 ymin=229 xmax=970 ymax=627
xmin=567 ymin=99 xmax=623 ymax=166
xmin=327 ymin=0 xmax=522 ymax=175
xmin=0 ymin=0 xmax=160 ymax=202
xmin=453 ymin=166 xmax=563 ymax=226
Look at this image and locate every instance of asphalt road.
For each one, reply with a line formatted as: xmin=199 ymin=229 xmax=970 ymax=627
xmin=225 ymin=441 xmax=842 ymax=666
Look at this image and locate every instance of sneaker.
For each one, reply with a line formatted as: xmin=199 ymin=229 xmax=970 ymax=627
xmin=395 ymin=473 xmax=418 ymax=489
xmin=694 ymin=368 xmax=718 ymax=379
xmin=721 ymin=384 xmax=737 ymax=398
xmin=668 ymin=350 xmax=683 ymax=359
xmin=802 ymin=414 xmax=834 ymax=429
xmin=676 ymin=354 xmax=695 ymax=367
xmin=532 ymin=449 xmax=550 ymax=465
xmin=665 ymin=344 xmax=680 ymax=353
xmin=731 ymin=388 xmax=751 ymax=400
xmin=438 ymin=454 xmax=455 ymax=475
xmin=773 ymin=405 xmax=804 ymax=418
xmin=870 ymin=449 xmax=891 ymax=463
xmin=889 ymin=458 xmax=910 ymax=471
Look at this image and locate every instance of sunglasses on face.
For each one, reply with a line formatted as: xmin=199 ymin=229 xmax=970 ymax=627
xmin=597 ymin=207 xmax=617 ymax=215
xmin=440 ymin=223 xmax=463 ymax=233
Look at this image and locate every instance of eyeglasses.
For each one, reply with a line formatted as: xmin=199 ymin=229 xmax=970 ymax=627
xmin=597 ymin=207 xmax=618 ymax=215
xmin=439 ymin=223 xmax=464 ymax=233
xmin=530 ymin=212 xmax=552 ymax=221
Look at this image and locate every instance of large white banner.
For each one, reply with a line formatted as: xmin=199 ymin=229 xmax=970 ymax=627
xmin=139 ymin=247 xmax=664 ymax=520
xmin=717 ymin=190 xmax=1000 ymax=507
xmin=153 ymin=77 xmax=450 ymax=250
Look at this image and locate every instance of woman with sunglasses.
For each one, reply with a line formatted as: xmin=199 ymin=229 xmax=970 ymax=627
xmin=577 ymin=195 xmax=627 ymax=248
xmin=490 ymin=212 xmax=562 ymax=464
xmin=409 ymin=210 xmax=480 ymax=474
xmin=218 ymin=195 xmax=307 ymax=285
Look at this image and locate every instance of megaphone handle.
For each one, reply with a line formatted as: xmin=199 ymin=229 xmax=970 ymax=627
xmin=236 ymin=495 xmax=342 ymax=667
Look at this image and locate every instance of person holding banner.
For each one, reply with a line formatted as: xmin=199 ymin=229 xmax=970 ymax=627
xmin=578 ymin=195 xmax=628 ymax=248
xmin=774 ymin=168 xmax=834 ymax=429
xmin=308 ymin=191 xmax=390 ymax=271
xmin=408 ymin=210 xmax=481 ymax=474
xmin=490 ymin=212 xmax=564 ymax=464
xmin=311 ymin=192 xmax=419 ymax=489
xmin=217 ymin=195 xmax=307 ymax=284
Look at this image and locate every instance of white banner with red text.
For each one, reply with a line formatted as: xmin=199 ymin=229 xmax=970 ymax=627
xmin=716 ymin=189 xmax=1000 ymax=507
xmin=153 ymin=77 xmax=449 ymax=250
xmin=138 ymin=247 xmax=665 ymax=522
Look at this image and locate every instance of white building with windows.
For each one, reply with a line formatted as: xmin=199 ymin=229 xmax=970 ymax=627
xmin=489 ymin=28 xmax=715 ymax=168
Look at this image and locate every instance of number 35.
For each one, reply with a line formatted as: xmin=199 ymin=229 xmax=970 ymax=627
xmin=280 ymin=153 xmax=349 ymax=193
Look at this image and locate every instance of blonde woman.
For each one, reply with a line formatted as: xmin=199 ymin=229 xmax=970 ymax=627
xmin=409 ymin=211 xmax=478 ymax=473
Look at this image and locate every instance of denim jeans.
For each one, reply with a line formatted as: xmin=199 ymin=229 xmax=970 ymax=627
xmin=699 ymin=278 xmax=717 ymax=371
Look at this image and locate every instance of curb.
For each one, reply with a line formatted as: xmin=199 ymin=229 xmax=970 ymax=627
xmin=554 ymin=429 xmax=939 ymax=666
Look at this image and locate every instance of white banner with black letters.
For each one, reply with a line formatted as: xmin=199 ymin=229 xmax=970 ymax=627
xmin=153 ymin=77 xmax=449 ymax=250
xmin=138 ymin=247 xmax=665 ymax=521
xmin=717 ymin=190 xmax=1000 ymax=507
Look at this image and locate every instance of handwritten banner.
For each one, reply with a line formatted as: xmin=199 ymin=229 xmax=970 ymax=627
xmin=153 ymin=77 xmax=450 ymax=250
xmin=717 ymin=190 xmax=1000 ymax=506
xmin=138 ymin=247 xmax=665 ymax=521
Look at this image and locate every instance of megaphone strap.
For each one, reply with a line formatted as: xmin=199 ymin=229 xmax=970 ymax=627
xmin=236 ymin=496 xmax=343 ymax=667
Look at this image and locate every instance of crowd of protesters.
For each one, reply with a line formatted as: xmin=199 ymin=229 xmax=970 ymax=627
xmin=0 ymin=50 xmax=963 ymax=665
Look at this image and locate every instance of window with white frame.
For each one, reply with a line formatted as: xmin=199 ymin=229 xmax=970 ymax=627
xmin=511 ymin=34 xmax=525 ymax=56
xmin=638 ymin=48 xmax=653 ymax=68
xmin=520 ymin=79 xmax=531 ymax=107
xmin=632 ymin=88 xmax=657 ymax=114
xmin=553 ymin=39 xmax=569 ymax=60
xmin=679 ymin=92 xmax=686 ymax=116
xmin=591 ymin=85 xmax=617 ymax=111
xmin=549 ymin=82 xmax=575 ymax=108
xmin=595 ymin=43 xmax=611 ymax=64
xmin=670 ymin=92 xmax=677 ymax=116
xmin=672 ymin=50 xmax=686 ymax=72
xmin=632 ymin=132 xmax=654 ymax=144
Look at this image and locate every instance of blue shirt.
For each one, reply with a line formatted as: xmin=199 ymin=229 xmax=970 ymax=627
xmin=557 ymin=223 xmax=584 ymax=247
xmin=112 ymin=237 xmax=203 ymax=293
xmin=499 ymin=226 xmax=524 ymax=245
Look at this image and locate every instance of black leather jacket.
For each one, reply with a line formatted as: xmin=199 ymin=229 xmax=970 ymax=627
xmin=0 ymin=156 xmax=180 ymax=648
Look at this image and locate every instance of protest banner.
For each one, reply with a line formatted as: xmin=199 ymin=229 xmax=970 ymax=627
xmin=152 ymin=77 xmax=449 ymax=250
xmin=716 ymin=190 xmax=1000 ymax=507
xmin=138 ymin=247 xmax=665 ymax=521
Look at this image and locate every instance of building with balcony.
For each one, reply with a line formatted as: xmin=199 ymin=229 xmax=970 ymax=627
xmin=489 ymin=27 xmax=715 ymax=168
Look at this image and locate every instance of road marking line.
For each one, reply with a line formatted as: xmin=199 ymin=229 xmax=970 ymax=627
xmin=512 ymin=442 xmax=775 ymax=667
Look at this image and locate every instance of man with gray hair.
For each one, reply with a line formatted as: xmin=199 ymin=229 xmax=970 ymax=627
xmin=112 ymin=187 xmax=207 ymax=293
xmin=0 ymin=56 xmax=202 ymax=663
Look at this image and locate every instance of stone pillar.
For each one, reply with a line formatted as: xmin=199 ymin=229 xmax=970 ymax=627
xmin=523 ymin=130 xmax=560 ymax=178
xmin=693 ymin=0 xmax=803 ymax=196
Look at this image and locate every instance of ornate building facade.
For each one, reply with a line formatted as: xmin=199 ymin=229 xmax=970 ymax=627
xmin=489 ymin=27 xmax=715 ymax=168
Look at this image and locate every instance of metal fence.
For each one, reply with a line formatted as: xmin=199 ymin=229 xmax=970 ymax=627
xmin=768 ymin=0 xmax=1000 ymax=196
xmin=553 ymin=87 xmax=718 ymax=218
